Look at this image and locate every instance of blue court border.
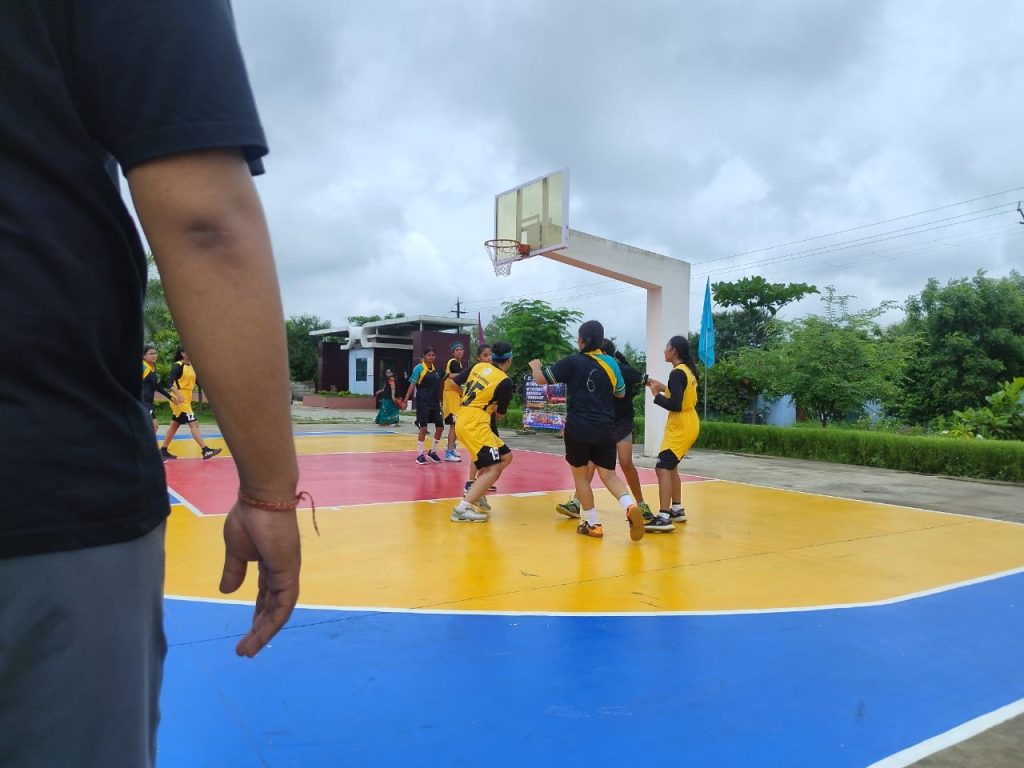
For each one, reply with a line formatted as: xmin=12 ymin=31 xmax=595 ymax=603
xmin=159 ymin=570 xmax=1024 ymax=767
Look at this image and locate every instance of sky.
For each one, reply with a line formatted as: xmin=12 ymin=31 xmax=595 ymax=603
xmin=212 ymin=0 xmax=1022 ymax=348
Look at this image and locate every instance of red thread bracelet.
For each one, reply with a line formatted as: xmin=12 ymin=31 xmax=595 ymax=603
xmin=237 ymin=490 xmax=319 ymax=536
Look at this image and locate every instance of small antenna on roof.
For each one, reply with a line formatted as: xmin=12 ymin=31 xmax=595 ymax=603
xmin=1017 ymin=201 xmax=1024 ymax=224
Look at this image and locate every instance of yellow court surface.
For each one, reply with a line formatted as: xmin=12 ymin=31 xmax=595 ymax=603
xmin=165 ymin=470 xmax=1024 ymax=613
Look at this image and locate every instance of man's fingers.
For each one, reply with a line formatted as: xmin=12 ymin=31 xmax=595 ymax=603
xmin=235 ymin=592 xmax=298 ymax=657
xmin=220 ymin=553 xmax=247 ymax=594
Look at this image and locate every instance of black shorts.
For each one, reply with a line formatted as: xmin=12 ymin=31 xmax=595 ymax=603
xmin=474 ymin=443 xmax=510 ymax=470
xmin=172 ymin=410 xmax=197 ymax=426
xmin=656 ymin=449 xmax=682 ymax=470
xmin=444 ymin=412 xmax=456 ymax=426
xmin=564 ymin=435 xmax=616 ymax=470
xmin=415 ymin=404 xmax=444 ymax=429
xmin=613 ymin=416 xmax=634 ymax=444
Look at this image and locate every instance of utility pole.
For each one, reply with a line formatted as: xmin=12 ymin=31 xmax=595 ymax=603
xmin=450 ymin=297 xmax=467 ymax=318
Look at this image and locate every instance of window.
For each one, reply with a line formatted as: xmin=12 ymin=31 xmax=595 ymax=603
xmin=355 ymin=358 xmax=367 ymax=382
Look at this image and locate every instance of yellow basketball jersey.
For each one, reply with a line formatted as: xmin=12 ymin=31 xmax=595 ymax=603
xmin=661 ymin=363 xmax=700 ymax=458
xmin=170 ymin=361 xmax=197 ymax=416
xmin=460 ymin=362 xmax=508 ymax=414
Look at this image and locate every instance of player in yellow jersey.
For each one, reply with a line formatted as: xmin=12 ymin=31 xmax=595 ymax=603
xmin=450 ymin=342 xmax=515 ymax=522
xmin=646 ymin=335 xmax=701 ymax=527
xmin=159 ymin=348 xmax=222 ymax=461
xmin=441 ymin=341 xmax=465 ymax=462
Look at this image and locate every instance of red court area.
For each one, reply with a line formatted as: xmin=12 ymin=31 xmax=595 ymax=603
xmin=165 ymin=449 xmax=709 ymax=516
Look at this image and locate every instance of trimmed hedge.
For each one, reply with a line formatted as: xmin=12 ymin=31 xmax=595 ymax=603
xmin=693 ymin=422 xmax=1024 ymax=483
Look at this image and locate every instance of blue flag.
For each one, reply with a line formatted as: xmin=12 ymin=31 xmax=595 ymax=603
xmin=698 ymin=277 xmax=715 ymax=368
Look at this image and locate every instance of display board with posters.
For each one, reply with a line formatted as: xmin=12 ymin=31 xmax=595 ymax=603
xmin=522 ymin=376 xmax=567 ymax=431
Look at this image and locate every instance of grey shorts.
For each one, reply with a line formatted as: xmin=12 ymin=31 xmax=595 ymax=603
xmin=0 ymin=522 xmax=166 ymax=768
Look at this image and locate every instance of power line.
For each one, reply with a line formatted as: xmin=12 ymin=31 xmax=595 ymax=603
xmin=691 ymin=185 xmax=1024 ymax=266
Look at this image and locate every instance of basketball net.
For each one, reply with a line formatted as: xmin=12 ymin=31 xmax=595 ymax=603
xmin=484 ymin=239 xmax=530 ymax=277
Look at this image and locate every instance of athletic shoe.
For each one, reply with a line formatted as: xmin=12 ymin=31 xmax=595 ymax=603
xmin=638 ymin=501 xmax=653 ymax=518
xmin=474 ymin=496 xmax=492 ymax=512
xmin=556 ymin=498 xmax=581 ymax=518
xmin=444 ymin=449 xmax=462 ymax=462
xmin=626 ymin=504 xmax=646 ymax=541
xmin=427 ymin=450 xmax=443 ymax=464
xmin=201 ymin=446 xmax=222 ymax=460
xmin=451 ymin=503 xmax=488 ymax=522
xmin=160 ymin=447 xmax=176 ymax=461
xmin=668 ymin=507 xmax=687 ymax=523
xmin=415 ymin=454 xmax=428 ymax=466
xmin=643 ymin=512 xmax=675 ymax=533
xmin=576 ymin=521 xmax=604 ymax=538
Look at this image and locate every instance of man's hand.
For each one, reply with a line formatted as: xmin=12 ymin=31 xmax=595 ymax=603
xmin=219 ymin=498 xmax=302 ymax=658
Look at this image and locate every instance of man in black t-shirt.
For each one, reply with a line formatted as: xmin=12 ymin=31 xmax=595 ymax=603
xmin=0 ymin=4 xmax=302 ymax=766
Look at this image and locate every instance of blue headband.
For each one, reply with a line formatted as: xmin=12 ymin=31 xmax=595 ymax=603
xmin=450 ymin=342 xmax=464 ymax=352
xmin=491 ymin=351 xmax=512 ymax=361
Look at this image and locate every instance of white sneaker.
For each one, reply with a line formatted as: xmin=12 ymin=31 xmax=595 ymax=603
xmin=445 ymin=449 xmax=462 ymax=462
xmin=474 ymin=496 xmax=492 ymax=512
xmin=451 ymin=503 xmax=488 ymax=522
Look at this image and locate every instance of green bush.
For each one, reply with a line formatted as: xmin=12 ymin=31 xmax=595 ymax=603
xmin=692 ymin=422 xmax=1023 ymax=482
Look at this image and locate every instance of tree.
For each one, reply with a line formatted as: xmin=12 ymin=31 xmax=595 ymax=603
xmin=738 ymin=287 xmax=911 ymax=427
xmin=895 ymin=271 xmax=1024 ymax=424
xmin=485 ymin=299 xmax=582 ymax=391
xmin=712 ymin=276 xmax=818 ymax=349
xmin=702 ymin=277 xmax=819 ymax=420
xmin=286 ymin=314 xmax=332 ymax=382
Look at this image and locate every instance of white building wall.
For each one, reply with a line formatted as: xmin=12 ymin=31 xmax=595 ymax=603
xmin=348 ymin=348 xmax=373 ymax=395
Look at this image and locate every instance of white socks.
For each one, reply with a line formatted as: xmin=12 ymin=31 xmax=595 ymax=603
xmin=618 ymin=494 xmax=636 ymax=511
xmin=417 ymin=441 xmax=425 ymax=455
xmin=583 ymin=507 xmax=599 ymax=525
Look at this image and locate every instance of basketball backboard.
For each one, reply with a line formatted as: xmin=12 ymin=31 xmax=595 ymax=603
xmin=494 ymin=168 xmax=569 ymax=257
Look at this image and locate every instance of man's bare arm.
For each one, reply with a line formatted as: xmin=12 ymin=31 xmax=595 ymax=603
xmin=127 ymin=148 xmax=301 ymax=658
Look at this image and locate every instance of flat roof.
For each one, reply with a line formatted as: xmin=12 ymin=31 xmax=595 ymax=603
xmin=310 ymin=314 xmax=474 ymax=337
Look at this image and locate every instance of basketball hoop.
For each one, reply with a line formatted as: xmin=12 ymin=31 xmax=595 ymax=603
xmin=484 ymin=239 xmax=531 ymax=277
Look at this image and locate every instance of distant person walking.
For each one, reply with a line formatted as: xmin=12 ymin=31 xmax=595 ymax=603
xmin=374 ymin=369 xmax=401 ymax=426
xmin=160 ymin=348 xmax=222 ymax=461
xmin=141 ymin=345 xmax=182 ymax=440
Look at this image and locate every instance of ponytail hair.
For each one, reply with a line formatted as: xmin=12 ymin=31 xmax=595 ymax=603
xmin=668 ymin=335 xmax=699 ymax=383
xmin=599 ymin=338 xmax=630 ymax=367
xmin=173 ymin=347 xmax=185 ymax=363
xmin=578 ymin=320 xmax=604 ymax=353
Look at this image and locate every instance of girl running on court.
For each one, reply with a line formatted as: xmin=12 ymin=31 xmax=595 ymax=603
xmin=645 ymin=335 xmax=701 ymax=527
xmin=452 ymin=344 xmax=497 ymax=510
xmin=450 ymin=341 xmax=516 ymax=522
xmin=159 ymin=348 xmax=222 ymax=460
xmin=529 ymin=320 xmax=645 ymax=541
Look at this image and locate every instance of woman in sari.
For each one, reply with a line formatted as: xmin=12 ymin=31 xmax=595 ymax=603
xmin=374 ymin=369 xmax=402 ymax=426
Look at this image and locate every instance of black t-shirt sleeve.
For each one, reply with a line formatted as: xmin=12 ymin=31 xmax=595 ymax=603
xmin=168 ymin=363 xmax=184 ymax=389
xmin=72 ymin=0 xmax=268 ymax=175
xmin=620 ymin=361 xmax=643 ymax=387
xmin=451 ymin=363 xmax=474 ymax=387
xmin=493 ymin=379 xmax=513 ymax=415
xmin=544 ymin=355 xmax=576 ymax=384
xmin=654 ymin=369 xmax=686 ymax=412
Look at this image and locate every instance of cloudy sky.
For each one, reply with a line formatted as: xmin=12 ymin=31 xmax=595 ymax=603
xmin=220 ymin=0 xmax=1022 ymax=347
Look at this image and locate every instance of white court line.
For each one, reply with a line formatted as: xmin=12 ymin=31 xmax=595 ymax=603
xmin=866 ymin=698 xmax=1024 ymax=768
xmin=165 ymin=564 xmax=1024 ymax=617
xmin=166 ymin=485 xmax=204 ymax=518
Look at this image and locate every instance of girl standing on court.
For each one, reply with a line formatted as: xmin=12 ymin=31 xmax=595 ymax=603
xmin=645 ymin=335 xmax=701 ymax=527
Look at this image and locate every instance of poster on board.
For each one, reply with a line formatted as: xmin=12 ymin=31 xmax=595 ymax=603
xmin=522 ymin=376 xmax=566 ymax=431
